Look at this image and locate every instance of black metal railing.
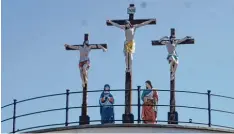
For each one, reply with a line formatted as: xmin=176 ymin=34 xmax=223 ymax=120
xmin=1 ymin=88 xmax=234 ymax=133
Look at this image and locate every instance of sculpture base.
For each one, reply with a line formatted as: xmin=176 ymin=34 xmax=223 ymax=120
xmin=168 ymin=111 xmax=178 ymax=124
xmin=122 ymin=113 xmax=134 ymax=123
xmin=79 ymin=115 xmax=90 ymax=125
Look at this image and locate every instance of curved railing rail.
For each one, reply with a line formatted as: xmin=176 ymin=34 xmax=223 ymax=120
xmin=1 ymin=88 xmax=234 ymax=133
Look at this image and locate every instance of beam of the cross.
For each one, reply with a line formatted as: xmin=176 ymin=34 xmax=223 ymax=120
xmin=151 ymin=28 xmax=195 ymax=124
xmin=65 ymin=34 xmax=107 ymax=50
xmin=152 ymin=28 xmax=195 ymax=46
xmin=106 ymin=19 xmax=156 ymax=25
xmin=106 ymin=4 xmax=156 ymax=123
xmin=152 ymin=39 xmax=194 ymax=45
xmin=65 ymin=44 xmax=107 ymax=50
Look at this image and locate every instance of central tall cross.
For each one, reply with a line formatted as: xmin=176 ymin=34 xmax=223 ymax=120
xmin=151 ymin=28 xmax=195 ymax=124
xmin=106 ymin=4 xmax=156 ymax=123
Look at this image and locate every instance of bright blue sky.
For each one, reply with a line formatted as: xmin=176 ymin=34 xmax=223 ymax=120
xmin=1 ymin=0 xmax=234 ymax=132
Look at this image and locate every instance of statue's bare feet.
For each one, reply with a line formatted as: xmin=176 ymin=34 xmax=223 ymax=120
xmin=126 ymin=68 xmax=131 ymax=72
xmin=171 ymin=73 xmax=175 ymax=80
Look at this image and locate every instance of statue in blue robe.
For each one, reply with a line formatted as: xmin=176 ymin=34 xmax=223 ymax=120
xmin=99 ymin=84 xmax=115 ymax=124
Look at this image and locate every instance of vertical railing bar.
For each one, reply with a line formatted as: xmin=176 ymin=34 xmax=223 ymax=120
xmin=13 ymin=99 xmax=17 ymax=133
xmin=208 ymin=90 xmax=211 ymax=127
xmin=137 ymin=86 xmax=141 ymax=123
xmin=65 ymin=89 xmax=70 ymax=126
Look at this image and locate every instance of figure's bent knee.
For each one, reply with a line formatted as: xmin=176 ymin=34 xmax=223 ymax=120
xmin=82 ymin=68 xmax=87 ymax=73
xmin=82 ymin=66 xmax=87 ymax=72
xmin=83 ymin=64 xmax=89 ymax=69
xmin=170 ymin=56 xmax=175 ymax=61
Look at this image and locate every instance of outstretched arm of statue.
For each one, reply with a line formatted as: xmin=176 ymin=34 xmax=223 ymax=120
xmin=159 ymin=36 xmax=169 ymax=44
xmin=64 ymin=44 xmax=79 ymax=50
xmin=107 ymin=20 xmax=125 ymax=29
xmin=176 ymin=36 xmax=192 ymax=44
xmin=134 ymin=19 xmax=155 ymax=28
xmin=90 ymin=45 xmax=107 ymax=52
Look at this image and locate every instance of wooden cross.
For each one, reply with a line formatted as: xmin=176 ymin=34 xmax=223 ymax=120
xmin=106 ymin=4 xmax=156 ymax=123
xmin=151 ymin=28 xmax=195 ymax=124
xmin=64 ymin=33 xmax=108 ymax=125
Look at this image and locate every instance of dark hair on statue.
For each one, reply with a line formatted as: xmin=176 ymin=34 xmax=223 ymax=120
xmin=125 ymin=20 xmax=133 ymax=29
xmin=170 ymin=35 xmax=176 ymax=40
xmin=169 ymin=35 xmax=176 ymax=43
xmin=83 ymin=41 xmax=89 ymax=46
xmin=145 ymin=80 xmax=153 ymax=89
xmin=104 ymin=84 xmax=110 ymax=89
xmin=125 ymin=20 xmax=131 ymax=24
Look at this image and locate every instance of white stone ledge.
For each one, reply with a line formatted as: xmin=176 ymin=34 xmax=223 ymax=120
xmin=26 ymin=124 xmax=234 ymax=133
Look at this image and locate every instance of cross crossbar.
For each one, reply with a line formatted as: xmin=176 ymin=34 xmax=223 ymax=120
xmin=152 ymin=28 xmax=195 ymax=46
xmin=65 ymin=33 xmax=108 ymax=50
xmin=106 ymin=19 xmax=156 ymax=26
xmin=65 ymin=44 xmax=107 ymax=50
xmin=152 ymin=39 xmax=194 ymax=45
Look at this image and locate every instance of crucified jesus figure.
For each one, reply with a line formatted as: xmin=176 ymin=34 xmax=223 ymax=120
xmin=159 ymin=35 xmax=192 ymax=80
xmin=64 ymin=41 xmax=107 ymax=87
xmin=107 ymin=19 xmax=155 ymax=72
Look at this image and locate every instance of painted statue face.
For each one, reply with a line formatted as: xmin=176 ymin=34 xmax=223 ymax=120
xmin=83 ymin=40 xmax=89 ymax=46
xmin=170 ymin=36 xmax=176 ymax=43
xmin=125 ymin=24 xmax=130 ymax=29
xmin=125 ymin=21 xmax=131 ymax=29
xmin=104 ymin=85 xmax=110 ymax=93
xmin=104 ymin=86 xmax=110 ymax=91
xmin=145 ymin=83 xmax=151 ymax=89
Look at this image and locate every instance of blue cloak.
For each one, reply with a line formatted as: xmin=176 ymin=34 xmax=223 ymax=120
xmin=99 ymin=91 xmax=115 ymax=124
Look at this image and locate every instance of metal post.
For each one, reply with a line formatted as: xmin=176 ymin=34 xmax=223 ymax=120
xmin=207 ymin=90 xmax=211 ymax=127
xmin=13 ymin=99 xmax=17 ymax=133
xmin=65 ymin=89 xmax=70 ymax=126
xmin=137 ymin=86 xmax=141 ymax=123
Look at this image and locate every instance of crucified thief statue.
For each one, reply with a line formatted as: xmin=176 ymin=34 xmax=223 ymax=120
xmin=64 ymin=36 xmax=107 ymax=87
xmin=107 ymin=19 xmax=155 ymax=72
xmin=158 ymin=35 xmax=192 ymax=80
xmin=152 ymin=28 xmax=195 ymax=124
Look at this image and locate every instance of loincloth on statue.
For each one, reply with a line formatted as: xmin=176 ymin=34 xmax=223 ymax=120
xmin=124 ymin=40 xmax=135 ymax=54
xmin=167 ymin=54 xmax=179 ymax=62
xmin=79 ymin=60 xmax=90 ymax=69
